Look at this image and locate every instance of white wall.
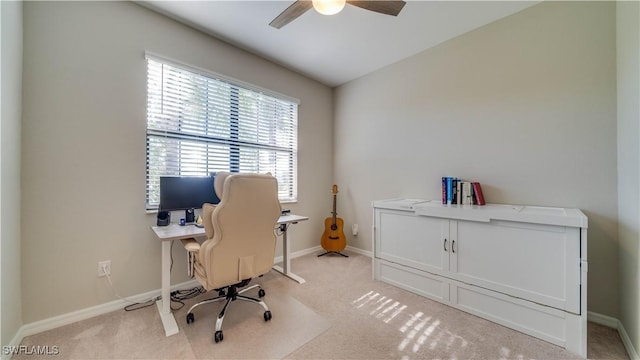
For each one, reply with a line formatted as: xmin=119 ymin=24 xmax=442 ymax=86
xmin=334 ymin=2 xmax=619 ymax=317
xmin=617 ymin=0 xmax=640 ymax=355
xmin=1 ymin=0 xmax=24 ymax=349
xmin=21 ymin=1 xmax=333 ymax=323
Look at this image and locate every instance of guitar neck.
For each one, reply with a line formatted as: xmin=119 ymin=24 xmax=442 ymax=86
xmin=332 ymin=194 xmax=337 ymax=223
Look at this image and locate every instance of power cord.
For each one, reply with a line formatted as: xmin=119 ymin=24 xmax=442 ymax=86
xmin=101 ymin=261 xmax=206 ymax=312
xmin=170 ymin=240 xmax=175 ymax=272
xmin=166 ymin=239 xmax=207 ymax=310
xmin=102 ymin=263 xmax=160 ymax=312
xmin=170 ymin=286 xmax=206 ymax=311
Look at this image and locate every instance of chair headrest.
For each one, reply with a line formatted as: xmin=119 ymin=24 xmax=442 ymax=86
xmin=214 ymin=172 xmax=231 ymax=198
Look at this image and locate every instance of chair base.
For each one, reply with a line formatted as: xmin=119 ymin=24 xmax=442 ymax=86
xmin=185 ymin=282 xmax=272 ymax=343
xmin=317 ymin=251 xmax=349 ymax=258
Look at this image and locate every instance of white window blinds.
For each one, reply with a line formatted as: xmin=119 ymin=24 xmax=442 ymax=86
xmin=145 ymin=55 xmax=298 ymax=210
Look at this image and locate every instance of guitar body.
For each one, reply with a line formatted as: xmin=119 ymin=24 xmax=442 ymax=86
xmin=320 ymin=184 xmax=347 ymax=253
xmin=321 ymin=216 xmax=346 ymax=252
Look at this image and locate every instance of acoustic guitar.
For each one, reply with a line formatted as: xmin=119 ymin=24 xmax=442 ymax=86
xmin=319 ymin=184 xmax=348 ymax=257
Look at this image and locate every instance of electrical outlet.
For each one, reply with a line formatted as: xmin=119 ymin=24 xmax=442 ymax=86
xmin=352 ymin=223 xmax=359 ymax=236
xmin=98 ymin=260 xmax=111 ymax=277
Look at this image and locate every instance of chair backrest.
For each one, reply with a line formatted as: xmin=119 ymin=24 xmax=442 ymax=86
xmin=197 ymin=173 xmax=281 ymax=290
xmin=213 ymin=171 xmax=231 ymax=199
xmin=201 ymin=172 xmax=231 ymax=239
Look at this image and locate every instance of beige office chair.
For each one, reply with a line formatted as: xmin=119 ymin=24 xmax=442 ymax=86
xmin=182 ymin=172 xmax=281 ymax=343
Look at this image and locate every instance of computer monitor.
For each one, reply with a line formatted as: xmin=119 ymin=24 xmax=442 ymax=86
xmin=159 ymin=176 xmax=220 ymax=222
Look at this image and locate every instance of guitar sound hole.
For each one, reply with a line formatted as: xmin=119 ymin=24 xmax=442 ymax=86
xmin=331 ymin=225 xmax=337 ymax=231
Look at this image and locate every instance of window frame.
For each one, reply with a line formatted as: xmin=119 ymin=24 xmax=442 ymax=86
xmin=145 ymin=53 xmax=299 ymax=210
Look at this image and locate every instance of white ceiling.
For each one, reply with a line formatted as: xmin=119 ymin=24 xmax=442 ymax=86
xmin=139 ymin=1 xmax=539 ymax=87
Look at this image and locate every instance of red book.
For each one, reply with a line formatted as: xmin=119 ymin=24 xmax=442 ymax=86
xmin=472 ymin=182 xmax=486 ymax=205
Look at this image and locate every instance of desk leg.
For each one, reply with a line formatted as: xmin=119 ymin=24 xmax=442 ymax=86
xmin=272 ymin=223 xmax=306 ymax=284
xmin=156 ymin=240 xmax=179 ymax=336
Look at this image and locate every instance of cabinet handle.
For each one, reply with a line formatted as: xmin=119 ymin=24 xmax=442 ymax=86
xmin=452 ymin=240 xmax=456 ymax=253
xmin=444 ymin=238 xmax=448 ymax=252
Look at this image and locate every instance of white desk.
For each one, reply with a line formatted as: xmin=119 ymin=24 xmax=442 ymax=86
xmin=151 ymin=214 xmax=308 ymax=336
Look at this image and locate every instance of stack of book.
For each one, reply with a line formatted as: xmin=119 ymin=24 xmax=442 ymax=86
xmin=441 ymin=177 xmax=485 ymax=205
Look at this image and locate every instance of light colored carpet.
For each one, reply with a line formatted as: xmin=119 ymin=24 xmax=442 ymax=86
xmin=178 ymin=290 xmax=330 ymax=359
xmin=16 ymin=252 xmax=630 ymax=360
xmin=15 ymin=279 xmax=330 ymax=360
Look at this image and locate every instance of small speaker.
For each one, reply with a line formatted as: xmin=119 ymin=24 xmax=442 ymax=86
xmin=157 ymin=211 xmax=170 ymax=226
xmin=186 ymin=208 xmax=195 ymax=223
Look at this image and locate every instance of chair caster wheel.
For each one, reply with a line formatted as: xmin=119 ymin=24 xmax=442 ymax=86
xmin=258 ymin=289 xmax=266 ymax=298
xmin=264 ymin=310 xmax=272 ymax=321
xmin=186 ymin=313 xmax=194 ymax=324
xmin=214 ymin=330 xmax=224 ymax=343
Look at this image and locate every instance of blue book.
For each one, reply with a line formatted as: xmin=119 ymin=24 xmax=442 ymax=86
xmin=446 ymin=177 xmax=453 ymax=205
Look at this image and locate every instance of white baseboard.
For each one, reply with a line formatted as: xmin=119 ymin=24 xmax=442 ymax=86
xmin=587 ymin=311 xmax=619 ymax=328
xmin=588 ymin=311 xmax=639 ymax=360
xmin=4 ymin=245 xmax=367 ymax=360
xmin=4 ymin=279 xmax=199 ymax=360
xmin=10 ymin=247 xmax=334 ymax=348
xmin=346 ymin=245 xmax=372 ymax=257
xmin=274 ymin=245 xmax=322 ymax=263
xmin=619 ymin=324 xmax=640 ymax=360
xmin=13 ymin=246 xmax=336 ymax=346
xmin=8 ymin=248 xmax=636 ymax=360
xmin=273 ymin=245 xmax=372 ymax=262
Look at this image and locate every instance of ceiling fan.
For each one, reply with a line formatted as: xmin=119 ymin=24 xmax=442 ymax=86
xmin=269 ymin=0 xmax=407 ymax=29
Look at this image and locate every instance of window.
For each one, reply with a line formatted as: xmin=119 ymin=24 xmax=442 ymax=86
xmin=145 ymin=54 xmax=298 ymax=210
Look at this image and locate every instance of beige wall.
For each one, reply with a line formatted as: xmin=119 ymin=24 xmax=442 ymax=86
xmin=334 ymin=2 xmax=619 ymax=317
xmin=14 ymin=0 xmax=637 ymax=350
xmin=1 ymin=0 xmax=24 ymax=348
xmin=21 ymin=1 xmax=333 ymax=323
xmin=617 ymin=0 xmax=640 ymax=355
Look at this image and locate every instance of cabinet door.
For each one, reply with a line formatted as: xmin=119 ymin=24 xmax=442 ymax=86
xmin=451 ymin=219 xmax=580 ymax=313
xmin=375 ymin=209 xmax=449 ymax=275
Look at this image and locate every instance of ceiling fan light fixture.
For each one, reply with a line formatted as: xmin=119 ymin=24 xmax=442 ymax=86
xmin=312 ymin=0 xmax=346 ymax=15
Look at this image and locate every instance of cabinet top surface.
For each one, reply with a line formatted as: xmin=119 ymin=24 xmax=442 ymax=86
xmin=372 ymin=199 xmax=587 ymax=228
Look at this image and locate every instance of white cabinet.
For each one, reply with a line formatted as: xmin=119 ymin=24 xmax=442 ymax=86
xmin=373 ymin=199 xmax=588 ymax=358
xmin=375 ymin=210 xmax=450 ymax=302
xmin=377 ymin=211 xmax=449 ymax=274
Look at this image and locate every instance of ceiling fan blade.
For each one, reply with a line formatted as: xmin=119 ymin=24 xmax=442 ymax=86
xmin=347 ymin=0 xmax=406 ymax=16
xmin=269 ymin=1 xmax=313 ymax=29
